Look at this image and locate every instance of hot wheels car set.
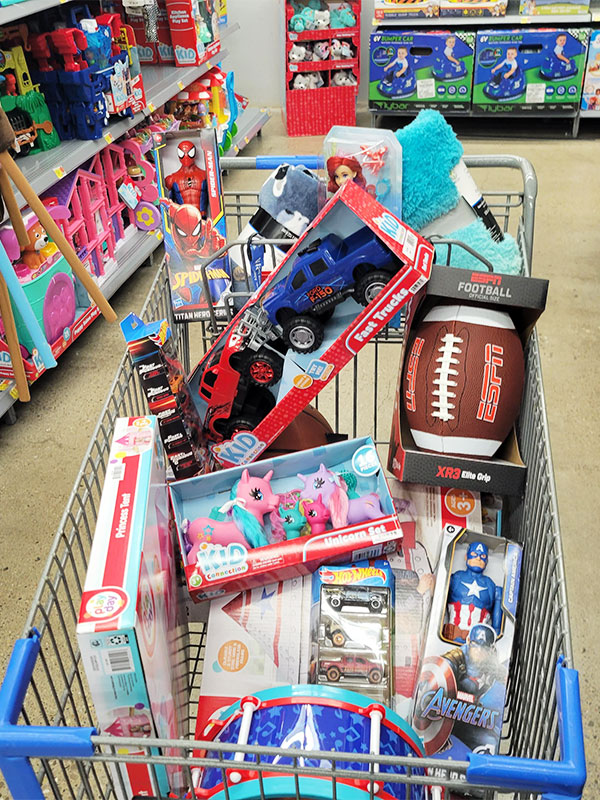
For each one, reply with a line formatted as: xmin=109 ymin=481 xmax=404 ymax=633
xmin=369 ymin=30 xmax=475 ymax=112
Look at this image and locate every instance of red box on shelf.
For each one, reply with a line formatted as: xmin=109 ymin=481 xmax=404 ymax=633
xmin=284 ymin=0 xmax=361 ymax=136
xmin=285 ymin=84 xmax=357 ymax=136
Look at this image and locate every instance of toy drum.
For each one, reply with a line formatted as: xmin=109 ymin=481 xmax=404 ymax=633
xmin=196 ymin=684 xmax=426 ymax=799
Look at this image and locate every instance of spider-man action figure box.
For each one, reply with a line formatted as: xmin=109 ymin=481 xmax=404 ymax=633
xmin=154 ymin=128 xmax=231 ymax=322
xmin=411 ymin=524 xmax=521 ymax=781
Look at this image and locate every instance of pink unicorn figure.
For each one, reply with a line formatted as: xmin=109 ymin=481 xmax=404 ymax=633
xmin=299 ymin=494 xmax=331 ymax=534
xmin=185 ymin=469 xmax=280 ymax=564
xmin=297 ymin=463 xmax=383 ymax=529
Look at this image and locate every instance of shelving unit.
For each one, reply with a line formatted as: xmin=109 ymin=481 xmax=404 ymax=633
xmin=0 ymin=18 xmax=269 ymax=421
xmin=0 ymin=0 xmax=73 ymax=25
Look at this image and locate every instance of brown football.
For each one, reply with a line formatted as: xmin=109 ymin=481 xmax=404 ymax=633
xmin=260 ymin=405 xmax=334 ymax=459
xmin=402 ymin=304 xmax=524 ymax=457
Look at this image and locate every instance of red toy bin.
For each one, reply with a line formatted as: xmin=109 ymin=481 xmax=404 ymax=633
xmin=285 ymin=84 xmax=357 ymax=136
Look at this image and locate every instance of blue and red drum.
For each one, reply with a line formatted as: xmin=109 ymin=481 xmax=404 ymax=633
xmin=195 ymin=684 xmax=427 ymax=799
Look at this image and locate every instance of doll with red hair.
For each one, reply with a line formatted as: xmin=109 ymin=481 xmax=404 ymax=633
xmin=326 ymin=155 xmax=375 ymax=196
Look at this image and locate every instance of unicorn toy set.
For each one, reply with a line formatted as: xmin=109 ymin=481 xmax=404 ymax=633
xmin=169 ymin=436 xmax=406 ymax=601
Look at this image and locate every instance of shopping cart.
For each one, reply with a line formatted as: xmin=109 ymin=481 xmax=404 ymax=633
xmin=0 ymin=156 xmax=585 ymax=800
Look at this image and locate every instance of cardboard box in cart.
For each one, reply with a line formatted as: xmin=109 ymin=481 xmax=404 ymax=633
xmin=188 ymin=178 xmax=434 ymax=470
xmin=169 ymin=436 xmax=406 ymax=603
xmin=77 ymin=417 xmax=187 ymax=799
xmin=388 ymin=265 xmax=548 ymax=496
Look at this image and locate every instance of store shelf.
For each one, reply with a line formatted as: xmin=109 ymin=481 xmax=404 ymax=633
xmin=373 ymin=0 xmax=595 ymax=25
xmin=0 ymin=0 xmax=72 ymax=25
xmin=99 ymin=228 xmax=163 ymax=299
xmin=579 ymin=108 xmax=600 ymax=116
xmin=229 ymin=107 xmax=271 ymax=155
xmin=0 ymin=382 xmax=17 ymax=420
xmin=10 ymin=51 xmax=228 ymax=210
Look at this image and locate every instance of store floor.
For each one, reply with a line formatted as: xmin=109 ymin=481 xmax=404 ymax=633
xmin=0 ymin=113 xmax=597 ymax=796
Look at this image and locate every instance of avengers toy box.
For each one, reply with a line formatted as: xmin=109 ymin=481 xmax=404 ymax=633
xmin=187 ymin=178 xmax=433 ymax=469
xmin=309 ymin=560 xmax=394 ymax=705
xmin=412 ymin=526 xmax=521 ymax=773
xmin=169 ymin=436 xmax=406 ymax=602
xmin=388 ymin=264 xmax=548 ymax=496
xmin=388 ymin=480 xmax=483 ymax=717
xmin=154 ymin=128 xmax=231 ymax=322
xmin=374 ymin=0 xmax=440 ymax=20
xmin=77 ymin=417 xmax=187 ymax=799
xmin=369 ymin=30 xmax=474 ymax=113
xmin=121 ymin=313 xmax=207 ymax=480
xmin=165 ymin=0 xmax=221 ymax=67
xmin=582 ymin=30 xmax=600 ymax=113
xmin=473 ymin=29 xmax=588 ymax=114
xmin=196 ymin=576 xmax=308 ymax=736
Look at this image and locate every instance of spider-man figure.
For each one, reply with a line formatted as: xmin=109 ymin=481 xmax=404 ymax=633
xmin=161 ymin=201 xmax=225 ymax=262
xmin=165 ymin=140 xmax=208 ymax=217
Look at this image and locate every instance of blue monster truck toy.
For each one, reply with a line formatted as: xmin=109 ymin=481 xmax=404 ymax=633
xmin=261 ymin=227 xmax=399 ymax=353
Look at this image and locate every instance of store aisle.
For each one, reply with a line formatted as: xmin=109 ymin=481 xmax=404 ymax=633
xmin=0 ymin=114 xmax=597 ymax=795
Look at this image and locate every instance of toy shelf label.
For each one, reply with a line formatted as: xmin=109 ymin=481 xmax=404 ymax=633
xmin=104 ymin=132 xmax=115 ymax=144
xmin=147 ymin=102 xmax=156 ymax=113
xmin=53 ymin=166 xmax=66 ymax=179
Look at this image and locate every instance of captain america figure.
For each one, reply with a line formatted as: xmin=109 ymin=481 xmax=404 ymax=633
xmin=443 ymin=541 xmax=502 ymax=643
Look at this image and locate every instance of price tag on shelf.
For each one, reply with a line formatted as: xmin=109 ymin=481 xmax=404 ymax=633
xmin=147 ymin=101 xmax=156 ymax=113
xmin=104 ymin=131 xmax=114 ymax=144
xmin=177 ymin=80 xmax=185 ymax=90
xmin=244 ymin=136 xmax=249 ymax=144
xmin=155 ymin=230 xmax=163 ymax=241
xmin=53 ymin=166 xmax=66 ymax=179
xmin=9 ymin=385 xmax=18 ymax=400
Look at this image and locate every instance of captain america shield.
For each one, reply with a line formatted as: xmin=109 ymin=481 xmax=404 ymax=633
xmin=413 ymin=656 xmax=458 ymax=755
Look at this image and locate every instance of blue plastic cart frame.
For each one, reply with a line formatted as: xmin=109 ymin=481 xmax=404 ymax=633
xmin=0 ymin=155 xmax=586 ymax=799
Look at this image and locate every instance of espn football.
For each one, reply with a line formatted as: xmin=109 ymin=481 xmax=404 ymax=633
xmin=402 ymin=304 xmax=525 ymax=457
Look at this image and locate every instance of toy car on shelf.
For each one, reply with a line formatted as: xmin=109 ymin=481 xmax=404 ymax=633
xmin=261 ymin=228 xmax=402 ymax=354
xmin=319 ymin=653 xmax=385 ymax=685
xmin=326 ymin=586 xmax=387 ymax=613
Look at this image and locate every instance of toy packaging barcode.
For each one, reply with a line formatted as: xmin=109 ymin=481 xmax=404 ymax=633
xmin=0 ymin=154 xmax=585 ymax=800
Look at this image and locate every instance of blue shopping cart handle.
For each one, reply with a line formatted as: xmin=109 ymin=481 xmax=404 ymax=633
xmin=467 ymin=658 xmax=586 ymax=800
xmin=254 ymin=155 xmax=325 ymax=170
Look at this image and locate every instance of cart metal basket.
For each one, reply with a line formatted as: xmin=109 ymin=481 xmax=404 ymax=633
xmin=0 ymin=156 xmax=585 ymax=800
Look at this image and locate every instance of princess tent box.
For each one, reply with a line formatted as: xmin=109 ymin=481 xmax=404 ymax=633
xmin=412 ymin=525 xmax=522 ymax=772
xmin=388 ymin=265 xmax=548 ymax=496
xmin=473 ymin=29 xmax=588 ymax=114
xmin=187 ymin=178 xmax=434 ymax=470
xmin=369 ymin=30 xmax=474 ymax=113
xmin=169 ymin=436 xmax=406 ymax=603
xmin=77 ymin=417 xmax=187 ymax=799
xmin=582 ymin=30 xmax=600 ymax=113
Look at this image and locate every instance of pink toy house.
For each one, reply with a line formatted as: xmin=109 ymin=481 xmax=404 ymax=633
xmin=48 ymin=167 xmax=117 ymax=278
xmin=91 ymin=145 xmax=131 ymax=246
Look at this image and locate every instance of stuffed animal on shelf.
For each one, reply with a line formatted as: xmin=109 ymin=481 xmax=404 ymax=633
xmin=289 ymin=7 xmax=316 ymax=31
xmin=289 ymin=43 xmax=312 ymax=62
xmin=314 ymin=9 xmax=330 ymax=28
xmin=331 ymin=69 xmax=357 ymax=86
xmin=330 ymin=4 xmax=356 ymax=28
xmin=292 ymin=74 xmax=311 ymax=90
xmin=331 ymin=38 xmax=353 ymax=59
xmin=312 ymin=41 xmax=330 ymax=61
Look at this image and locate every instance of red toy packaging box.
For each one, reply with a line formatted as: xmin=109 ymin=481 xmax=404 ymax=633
xmin=187 ymin=178 xmax=434 ymax=470
xmin=169 ymin=436 xmax=406 ymax=603
xmin=165 ymin=0 xmax=221 ymax=67
xmin=76 ymin=417 xmax=188 ymax=799
xmin=388 ymin=265 xmax=548 ymax=496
